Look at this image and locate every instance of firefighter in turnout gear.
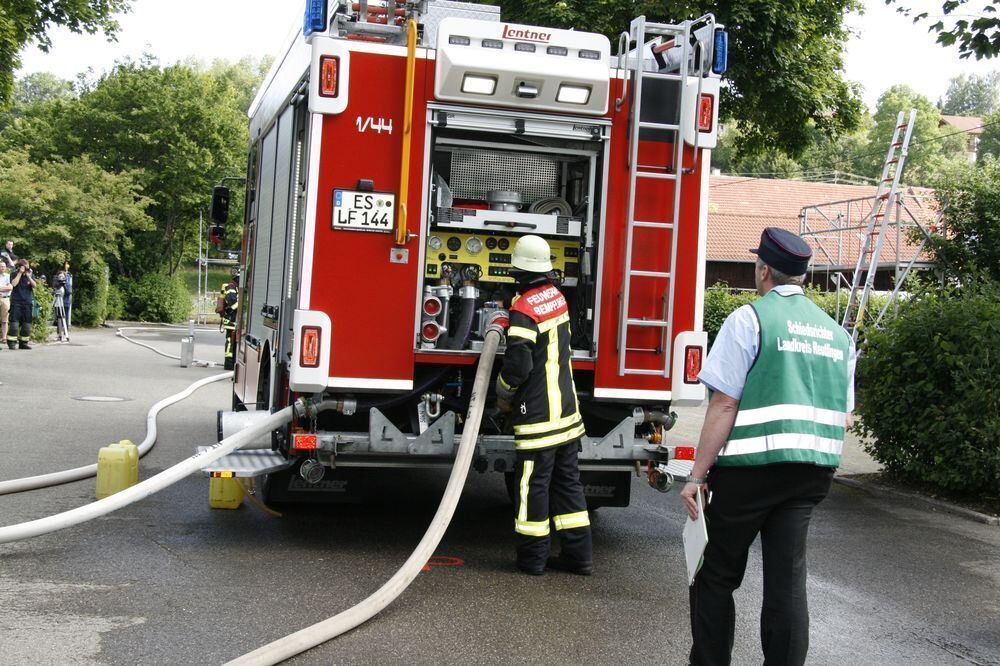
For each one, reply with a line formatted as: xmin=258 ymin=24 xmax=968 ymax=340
xmin=495 ymin=235 xmax=592 ymax=576
xmin=218 ymin=273 xmax=239 ymax=370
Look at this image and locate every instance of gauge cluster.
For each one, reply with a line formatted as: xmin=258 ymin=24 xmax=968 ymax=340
xmin=423 ymin=231 xmax=580 ymax=284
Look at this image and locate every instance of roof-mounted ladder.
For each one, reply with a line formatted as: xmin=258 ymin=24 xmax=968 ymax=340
xmin=616 ymin=16 xmax=692 ymax=377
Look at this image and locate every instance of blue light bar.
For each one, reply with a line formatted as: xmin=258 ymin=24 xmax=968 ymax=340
xmin=304 ymin=0 xmax=327 ymax=37
xmin=712 ymin=29 xmax=728 ymax=75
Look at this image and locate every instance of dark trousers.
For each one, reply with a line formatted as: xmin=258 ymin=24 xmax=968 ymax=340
xmin=689 ymin=463 xmax=834 ymax=666
xmin=513 ymin=439 xmax=593 ymax=569
xmin=8 ymin=300 xmax=32 ymax=341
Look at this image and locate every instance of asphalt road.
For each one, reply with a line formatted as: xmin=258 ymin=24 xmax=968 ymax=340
xmin=1 ymin=328 xmax=998 ymax=665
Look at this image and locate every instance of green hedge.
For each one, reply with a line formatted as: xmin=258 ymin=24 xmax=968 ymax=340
xmin=853 ymin=283 xmax=1000 ymax=497
xmin=120 ymin=273 xmax=192 ymax=323
xmin=106 ymin=282 xmax=126 ymax=320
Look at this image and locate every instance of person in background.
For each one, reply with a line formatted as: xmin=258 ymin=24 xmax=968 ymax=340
xmin=681 ymin=228 xmax=856 ymax=666
xmin=62 ymin=262 xmax=73 ymax=328
xmin=0 ymin=262 xmax=11 ymax=350
xmin=1 ymin=240 xmax=17 ymax=269
xmin=218 ymin=271 xmax=239 ymax=370
xmin=8 ymin=258 xmax=36 ymax=349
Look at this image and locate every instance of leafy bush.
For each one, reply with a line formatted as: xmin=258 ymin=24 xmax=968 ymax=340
xmin=853 ymin=282 xmax=1000 ymax=497
xmin=704 ymin=284 xmax=758 ymax=347
xmin=69 ymin=260 xmax=110 ymax=327
xmin=106 ymin=282 xmax=125 ymax=321
xmin=30 ymin=279 xmax=53 ymax=343
xmin=120 ymin=273 xmax=192 ymax=323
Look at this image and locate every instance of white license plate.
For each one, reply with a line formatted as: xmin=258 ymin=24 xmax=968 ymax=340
xmin=332 ymin=189 xmax=395 ymax=233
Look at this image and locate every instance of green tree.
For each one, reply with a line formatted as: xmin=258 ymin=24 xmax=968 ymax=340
xmin=927 ymin=159 xmax=1000 ymax=282
xmin=940 ymin=72 xmax=1000 ymax=115
xmin=864 ymin=85 xmax=967 ymax=186
xmin=474 ymin=0 xmax=863 ymax=157
xmin=0 ymin=0 xmax=131 ymax=108
xmin=0 ymin=148 xmax=152 ymax=323
xmin=976 ymin=109 xmax=1000 ymax=160
xmin=887 ymin=1 xmax=1000 ymax=60
xmin=48 ymin=58 xmax=249 ymax=275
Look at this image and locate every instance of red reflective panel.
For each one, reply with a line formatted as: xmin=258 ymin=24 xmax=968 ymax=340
xmin=698 ymin=94 xmax=714 ymax=132
xmin=301 ymin=326 xmax=321 ymax=368
xmin=675 ymin=446 xmax=696 ymax=461
xmin=293 ymin=433 xmax=318 ymax=450
xmin=684 ymin=345 xmax=702 ymax=384
xmin=319 ymin=56 xmax=339 ymax=98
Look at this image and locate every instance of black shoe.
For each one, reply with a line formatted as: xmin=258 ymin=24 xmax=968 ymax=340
xmin=546 ymin=557 xmax=593 ymax=576
xmin=18 ymin=341 xmax=31 ymax=350
xmin=7 ymin=341 xmax=16 ymax=350
xmin=516 ymin=562 xmax=545 ymax=576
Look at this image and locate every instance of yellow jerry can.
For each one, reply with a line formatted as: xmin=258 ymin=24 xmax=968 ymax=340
xmin=96 ymin=439 xmax=139 ymax=500
xmin=209 ymin=474 xmax=244 ymax=510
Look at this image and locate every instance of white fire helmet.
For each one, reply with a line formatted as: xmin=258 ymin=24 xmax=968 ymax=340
xmin=511 ymin=235 xmax=554 ymax=273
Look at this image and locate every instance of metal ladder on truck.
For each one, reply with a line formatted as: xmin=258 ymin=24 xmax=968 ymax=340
xmin=841 ymin=109 xmax=916 ymax=341
xmin=616 ymin=16 xmax=694 ymax=377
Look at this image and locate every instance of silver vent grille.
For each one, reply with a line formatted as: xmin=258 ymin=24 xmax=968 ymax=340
xmin=449 ymin=149 xmax=560 ymax=203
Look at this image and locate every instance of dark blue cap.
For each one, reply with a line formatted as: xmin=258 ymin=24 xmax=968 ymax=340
xmin=750 ymin=227 xmax=811 ymax=275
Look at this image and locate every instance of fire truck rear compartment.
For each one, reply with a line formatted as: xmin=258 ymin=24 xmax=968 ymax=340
xmin=418 ymin=122 xmax=605 ymax=358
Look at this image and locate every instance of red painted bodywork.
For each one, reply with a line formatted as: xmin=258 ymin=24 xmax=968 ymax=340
xmin=307 ymin=48 xmax=705 ymax=399
xmin=308 ymin=51 xmax=430 ymax=384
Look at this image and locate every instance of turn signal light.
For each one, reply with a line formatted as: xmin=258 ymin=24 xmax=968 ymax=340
xmin=319 ymin=56 xmax=339 ymax=98
xmin=301 ymin=326 xmax=321 ymax=368
xmin=698 ymin=94 xmax=714 ymax=133
xmin=684 ymin=345 xmax=702 ymax=384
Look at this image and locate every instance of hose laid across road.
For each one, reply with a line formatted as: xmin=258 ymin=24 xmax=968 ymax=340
xmin=0 ymin=372 xmax=232 ymax=496
xmin=0 ymin=398 xmax=318 ymax=544
xmin=116 ymin=325 xmax=221 ymax=367
xmin=226 ymin=327 xmax=504 ymax=666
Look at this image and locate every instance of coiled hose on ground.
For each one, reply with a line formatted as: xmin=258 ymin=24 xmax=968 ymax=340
xmin=225 ymin=327 xmax=504 ymax=666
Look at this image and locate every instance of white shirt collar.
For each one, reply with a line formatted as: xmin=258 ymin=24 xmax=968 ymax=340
xmin=769 ymin=285 xmax=804 ymax=296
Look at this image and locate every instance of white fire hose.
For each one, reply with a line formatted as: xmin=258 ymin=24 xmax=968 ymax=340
xmin=116 ymin=324 xmax=221 ymax=367
xmin=0 ymin=398 xmax=317 ymax=544
xmin=0 ymin=372 xmax=232 ymax=496
xmin=226 ymin=327 xmax=504 ymax=666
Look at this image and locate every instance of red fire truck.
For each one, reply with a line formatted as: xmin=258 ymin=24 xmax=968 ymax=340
xmin=210 ymin=0 xmax=727 ymax=506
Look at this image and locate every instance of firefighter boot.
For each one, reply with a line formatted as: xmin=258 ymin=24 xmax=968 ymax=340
xmin=18 ymin=338 xmax=31 ymax=350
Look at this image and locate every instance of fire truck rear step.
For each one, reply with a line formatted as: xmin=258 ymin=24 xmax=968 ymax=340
xmin=197 ymin=447 xmax=292 ymax=479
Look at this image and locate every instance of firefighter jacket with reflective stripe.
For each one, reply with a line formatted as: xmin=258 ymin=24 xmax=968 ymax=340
xmin=498 ymin=282 xmax=585 ymax=450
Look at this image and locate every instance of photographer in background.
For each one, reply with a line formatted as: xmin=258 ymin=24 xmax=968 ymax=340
xmin=0 ymin=262 xmax=11 ymax=349
xmin=8 ymin=258 xmax=36 ymax=350
xmin=0 ymin=240 xmax=17 ymax=269
xmin=52 ymin=269 xmax=70 ymax=342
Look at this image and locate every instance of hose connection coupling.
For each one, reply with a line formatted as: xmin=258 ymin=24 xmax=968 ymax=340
xmin=483 ymin=309 xmax=510 ymax=339
xmin=633 ymin=407 xmax=678 ymax=431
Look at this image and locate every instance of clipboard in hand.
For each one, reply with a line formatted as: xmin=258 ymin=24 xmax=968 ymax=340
xmin=683 ymin=489 xmax=708 ymax=586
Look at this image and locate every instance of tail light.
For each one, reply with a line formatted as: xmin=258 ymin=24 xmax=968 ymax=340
xmin=684 ymin=345 xmax=702 ymax=384
xmin=319 ymin=56 xmax=339 ymax=98
xmin=421 ymin=321 xmax=442 ymax=343
xmin=422 ymin=296 xmax=442 ymax=317
xmin=301 ymin=326 xmax=321 ymax=368
xmin=698 ymin=94 xmax=714 ymax=133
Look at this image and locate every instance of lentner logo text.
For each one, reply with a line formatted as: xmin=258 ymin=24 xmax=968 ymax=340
xmin=502 ymin=25 xmax=552 ymax=42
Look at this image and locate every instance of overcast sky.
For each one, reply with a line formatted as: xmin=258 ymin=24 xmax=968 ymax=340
xmin=15 ymin=0 xmax=999 ymax=111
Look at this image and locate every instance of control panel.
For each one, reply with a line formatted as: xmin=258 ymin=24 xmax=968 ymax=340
xmin=424 ymin=231 xmax=580 ymax=284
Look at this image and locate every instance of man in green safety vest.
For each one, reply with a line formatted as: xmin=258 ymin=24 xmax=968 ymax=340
xmin=680 ymin=227 xmax=855 ymax=666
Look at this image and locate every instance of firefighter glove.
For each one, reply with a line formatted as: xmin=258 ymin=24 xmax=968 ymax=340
xmin=495 ymin=375 xmax=516 ymax=413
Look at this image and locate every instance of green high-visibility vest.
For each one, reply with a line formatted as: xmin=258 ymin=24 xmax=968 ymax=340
xmin=718 ymin=289 xmax=851 ymax=468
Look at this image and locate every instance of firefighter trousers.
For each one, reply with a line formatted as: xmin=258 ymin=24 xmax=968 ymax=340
xmin=513 ymin=439 xmax=592 ymax=570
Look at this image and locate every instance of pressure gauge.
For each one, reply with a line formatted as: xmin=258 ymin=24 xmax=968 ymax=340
xmin=466 ymin=237 xmax=483 ymax=255
xmin=428 ymin=236 xmax=443 ymax=251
